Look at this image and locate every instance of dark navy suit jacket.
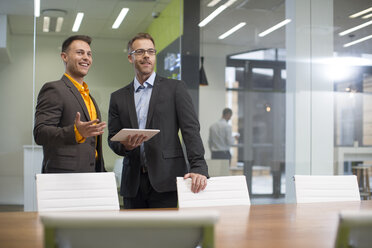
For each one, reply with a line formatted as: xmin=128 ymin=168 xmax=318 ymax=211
xmin=108 ymin=75 xmax=208 ymax=197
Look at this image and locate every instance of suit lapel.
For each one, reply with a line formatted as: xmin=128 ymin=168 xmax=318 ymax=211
xmin=145 ymin=75 xmax=161 ymax=129
xmin=62 ymin=75 xmax=91 ymax=121
xmin=126 ymin=82 xmax=139 ymax=129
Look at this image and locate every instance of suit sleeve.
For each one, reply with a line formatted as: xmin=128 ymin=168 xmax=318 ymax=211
xmin=33 ymin=83 xmax=76 ymax=146
xmin=175 ymin=81 xmax=209 ymax=177
xmin=107 ymin=93 xmax=131 ymax=157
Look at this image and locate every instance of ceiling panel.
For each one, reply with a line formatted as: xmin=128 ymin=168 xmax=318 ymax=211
xmin=1 ymin=0 xmax=372 ymax=54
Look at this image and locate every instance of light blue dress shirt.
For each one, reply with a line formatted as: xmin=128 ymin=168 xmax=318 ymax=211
xmin=133 ymin=72 xmax=155 ymax=166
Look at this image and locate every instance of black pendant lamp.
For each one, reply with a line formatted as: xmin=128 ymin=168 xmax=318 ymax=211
xmin=199 ymin=56 xmax=209 ymax=86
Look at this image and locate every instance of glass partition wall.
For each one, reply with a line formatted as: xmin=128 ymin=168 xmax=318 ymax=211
xmin=1 ymin=0 xmax=372 ymax=209
xmin=199 ymin=0 xmax=372 ymax=203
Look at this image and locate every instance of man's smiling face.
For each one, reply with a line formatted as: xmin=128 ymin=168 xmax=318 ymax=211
xmin=61 ymin=40 xmax=92 ymax=82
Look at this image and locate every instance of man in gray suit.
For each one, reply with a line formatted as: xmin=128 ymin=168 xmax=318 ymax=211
xmin=34 ymin=35 xmax=106 ymax=173
xmin=108 ymin=33 xmax=208 ymax=209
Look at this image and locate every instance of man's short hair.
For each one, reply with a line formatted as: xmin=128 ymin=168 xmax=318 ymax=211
xmin=127 ymin=33 xmax=155 ymax=53
xmin=223 ymin=108 xmax=232 ymax=116
xmin=62 ymin=35 xmax=92 ymax=53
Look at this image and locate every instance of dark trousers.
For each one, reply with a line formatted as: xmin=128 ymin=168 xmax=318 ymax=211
xmin=211 ymin=150 xmax=231 ymax=160
xmin=123 ymin=172 xmax=178 ymax=209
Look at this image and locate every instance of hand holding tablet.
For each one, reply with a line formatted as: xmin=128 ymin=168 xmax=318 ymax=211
xmin=110 ymin=128 xmax=160 ymax=142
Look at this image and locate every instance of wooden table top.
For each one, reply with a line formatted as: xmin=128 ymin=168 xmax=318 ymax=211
xmin=1 ymin=200 xmax=372 ymax=248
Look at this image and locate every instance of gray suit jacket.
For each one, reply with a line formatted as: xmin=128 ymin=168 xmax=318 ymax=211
xmin=108 ymin=75 xmax=208 ymax=197
xmin=34 ymin=75 xmax=105 ymax=173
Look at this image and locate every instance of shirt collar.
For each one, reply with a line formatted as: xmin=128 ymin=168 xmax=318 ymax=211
xmin=65 ymin=73 xmax=89 ymax=94
xmin=134 ymin=72 xmax=156 ymax=92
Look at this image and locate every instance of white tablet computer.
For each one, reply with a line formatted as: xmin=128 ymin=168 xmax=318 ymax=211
xmin=110 ymin=128 xmax=160 ymax=142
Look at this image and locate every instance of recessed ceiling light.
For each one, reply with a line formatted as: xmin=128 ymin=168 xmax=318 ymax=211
xmin=42 ymin=9 xmax=66 ymax=33
xmin=72 ymin=12 xmax=84 ymax=32
xmin=362 ymin=13 xmax=372 ymax=19
xmin=343 ymin=34 xmax=372 ymax=47
xmin=258 ymin=19 xmax=291 ymax=37
xmin=349 ymin=7 xmax=372 ymax=18
xmin=43 ymin=16 xmax=50 ymax=32
xmin=199 ymin=0 xmax=237 ymax=27
xmin=112 ymin=8 xmax=129 ymax=29
xmin=338 ymin=20 xmax=372 ymax=36
xmin=207 ymin=0 xmax=222 ymax=7
xmin=218 ymin=22 xmax=246 ymax=40
xmin=34 ymin=0 xmax=40 ymax=17
xmin=55 ymin=17 xmax=63 ymax=32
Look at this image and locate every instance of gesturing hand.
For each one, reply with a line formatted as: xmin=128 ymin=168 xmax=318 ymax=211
xmin=120 ymin=134 xmax=147 ymax=151
xmin=75 ymin=112 xmax=106 ymax=138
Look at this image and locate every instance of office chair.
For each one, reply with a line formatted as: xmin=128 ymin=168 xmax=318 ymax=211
xmin=177 ymin=175 xmax=250 ymax=208
xmin=40 ymin=210 xmax=219 ymax=248
xmin=335 ymin=210 xmax=372 ymax=248
xmin=294 ymin=175 xmax=360 ymax=203
xmin=36 ymin=172 xmax=120 ymax=211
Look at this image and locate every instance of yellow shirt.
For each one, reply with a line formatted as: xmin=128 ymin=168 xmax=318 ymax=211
xmin=65 ymin=74 xmax=98 ymax=158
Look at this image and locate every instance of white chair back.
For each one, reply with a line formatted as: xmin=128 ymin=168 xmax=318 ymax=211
xmin=40 ymin=210 xmax=219 ymax=248
xmin=294 ymin=175 xmax=360 ymax=203
xmin=36 ymin=172 xmax=120 ymax=211
xmin=335 ymin=211 xmax=372 ymax=248
xmin=177 ymin=175 xmax=250 ymax=208
xmin=206 ymin=159 xmax=230 ymax=177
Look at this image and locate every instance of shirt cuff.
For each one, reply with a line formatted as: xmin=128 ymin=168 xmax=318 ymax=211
xmin=74 ymin=124 xmax=86 ymax=143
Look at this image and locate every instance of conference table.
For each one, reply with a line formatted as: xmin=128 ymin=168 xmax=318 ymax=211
xmin=1 ymin=200 xmax=372 ymax=248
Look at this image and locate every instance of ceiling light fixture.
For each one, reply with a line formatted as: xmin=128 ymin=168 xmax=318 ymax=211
xmin=43 ymin=17 xmax=50 ymax=32
xmin=338 ymin=20 xmax=372 ymax=36
xmin=199 ymin=5 xmax=226 ymax=27
xmin=55 ymin=17 xmax=64 ymax=32
xmin=218 ymin=22 xmax=246 ymax=39
xmin=224 ymin=0 xmax=238 ymax=8
xmin=349 ymin=7 xmax=372 ymax=18
xmin=199 ymin=0 xmax=237 ymax=27
xmin=42 ymin=9 xmax=67 ymax=33
xmin=258 ymin=19 xmax=291 ymax=37
xmin=362 ymin=13 xmax=372 ymax=19
xmin=343 ymin=34 xmax=372 ymax=47
xmin=207 ymin=0 xmax=222 ymax=7
xmin=72 ymin=12 xmax=84 ymax=32
xmin=34 ymin=0 xmax=40 ymax=17
xmin=112 ymin=8 xmax=129 ymax=29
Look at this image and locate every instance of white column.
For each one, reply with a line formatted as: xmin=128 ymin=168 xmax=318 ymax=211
xmin=285 ymin=0 xmax=334 ymax=203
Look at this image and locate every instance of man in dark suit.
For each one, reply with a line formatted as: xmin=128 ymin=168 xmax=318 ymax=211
xmin=34 ymin=35 xmax=106 ymax=173
xmin=108 ymin=33 xmax=208 ymax=209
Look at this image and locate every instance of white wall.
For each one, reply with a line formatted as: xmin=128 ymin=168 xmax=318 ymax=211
xmin=0 ymin=34 xmax=134 ymax=204
xmin=0 ymin=34 xmax=33 ymax=204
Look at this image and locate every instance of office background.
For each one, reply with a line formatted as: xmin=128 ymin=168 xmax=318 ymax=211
xmin=0 ymin=0 xmax=372 ymax=206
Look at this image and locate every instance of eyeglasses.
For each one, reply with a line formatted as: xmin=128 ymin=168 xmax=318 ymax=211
xmin=129 ymin=49 xmax=157 ymax=56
